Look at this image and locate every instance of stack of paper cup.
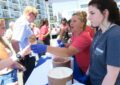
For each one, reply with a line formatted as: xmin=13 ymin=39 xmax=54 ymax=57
xmin=48 ymin=67 xmax=73 ymax=85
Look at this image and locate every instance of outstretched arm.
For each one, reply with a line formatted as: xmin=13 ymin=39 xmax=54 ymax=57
xmin=47 ymin=45 xmax=79 ymax=57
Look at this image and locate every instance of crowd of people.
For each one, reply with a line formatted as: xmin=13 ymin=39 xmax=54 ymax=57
xmin=0 ymin=0 xmax=120 ymax=85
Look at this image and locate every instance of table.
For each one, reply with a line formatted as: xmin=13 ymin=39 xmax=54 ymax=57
xmin=25 ymin=53 xmax=84 ymax=85
xmin=25 ymin=53 xmax=53 ymax=85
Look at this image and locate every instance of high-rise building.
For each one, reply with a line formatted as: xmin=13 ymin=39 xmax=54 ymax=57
xmin=0 ymin=0 xmax=54 ymax=27
xmin=0 ymin=0 xmax=48 ymax=19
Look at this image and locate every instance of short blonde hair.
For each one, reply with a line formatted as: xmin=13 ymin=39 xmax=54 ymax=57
xmin=28 ymin=35 xmax=37 ymax=44
xmin=72 ymin=11 xmax=87 ymax=30
xmin=0 ymin=19 xmax=5 ymax=26
xmin=23 ymin=6 xmax=38 ymax=16
xmin=72 ymin=11 xmax=87 ymax=23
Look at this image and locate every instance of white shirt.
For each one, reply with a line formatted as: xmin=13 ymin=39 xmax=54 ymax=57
xmin=12 ymin=15 xmax=33 ymax=50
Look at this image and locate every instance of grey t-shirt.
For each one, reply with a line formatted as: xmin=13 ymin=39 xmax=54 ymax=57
xmin=90 ymin=24 xmax=120 ymax=85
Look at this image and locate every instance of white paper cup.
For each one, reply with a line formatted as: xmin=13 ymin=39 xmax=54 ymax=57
xmin=48 ymin=67 xmax=73 ymax=85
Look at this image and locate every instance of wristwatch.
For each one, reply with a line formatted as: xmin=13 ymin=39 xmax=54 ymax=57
xmin=16 ymin=54 xmax=22 ymax=61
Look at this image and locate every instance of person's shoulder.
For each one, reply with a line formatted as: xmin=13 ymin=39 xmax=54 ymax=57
xmin=108 ymin=24 xmax=120 ymax=37
xmin=81 ymin=31 xmax=90 ymax=36
xmin=85 ymin=26 xmax=92 ymax=30
xmin=114 ymin=24 xmax=120 ymax=29
xmin=40 ymin=25 xmax=45 ymax=28
xmin=85 ymin=26 xmax=94 ymax=32
xmin=76 ymin=32 xmax=90 ymax=41
xmin=109 ymin=24 xmax=120 ymax=33
xmin=60 ymin=24 xmax=64 ymax=29
xmin=15 ymin=16 xmax=27 ymax=25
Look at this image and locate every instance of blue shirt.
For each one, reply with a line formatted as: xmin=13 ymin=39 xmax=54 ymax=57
xmin=12 ymin=15 xmax=33 ymax=50
xmin=90 ymin=24 xmax=120 ymax=85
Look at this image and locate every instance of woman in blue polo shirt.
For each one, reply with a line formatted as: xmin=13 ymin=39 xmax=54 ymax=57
xmin=88 ymin=0 xmax=120 ymax=85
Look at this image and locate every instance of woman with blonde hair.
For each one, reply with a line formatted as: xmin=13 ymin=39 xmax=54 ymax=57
xmin=0 ymin=19 xmax=30 ymax=85
xmin=30 ymin=11 xmax=94 ymax=84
